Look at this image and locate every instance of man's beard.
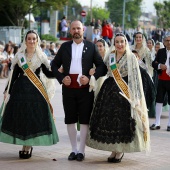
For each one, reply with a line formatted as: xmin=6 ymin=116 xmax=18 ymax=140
xmin=72 ymin=33 xmax=81 ymax=39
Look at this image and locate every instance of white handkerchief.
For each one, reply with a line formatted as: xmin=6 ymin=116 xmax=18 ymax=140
xmin=89 ymin=75 xmax=97 ymax=92
xmin=77 ymin=73 xmax=82 ymax=86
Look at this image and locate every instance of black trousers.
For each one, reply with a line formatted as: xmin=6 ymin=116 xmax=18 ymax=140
xmin=62 ymin=86 xmax=94 ymax=124
xmin=156 ymin=80 xmax=170 ymax=105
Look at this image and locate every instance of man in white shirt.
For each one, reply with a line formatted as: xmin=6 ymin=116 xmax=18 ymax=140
xmin=51 ymin=20 xmax=107 ymax=161
xmin=151 ymin=33 xmax=170 ymax=131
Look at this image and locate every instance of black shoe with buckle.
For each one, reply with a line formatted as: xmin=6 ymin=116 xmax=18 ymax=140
xmin=68 ymin=152 xmax=77 ymax=161
xmin=167 ymin=126 xmax=170 ymax=131
xmin=150 ymin=124 xmax=160 ymax=130
xmin=76 ymin=153 xmax=85 ymax=161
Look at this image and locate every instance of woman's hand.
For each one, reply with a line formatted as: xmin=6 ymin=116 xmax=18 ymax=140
xmin=58 ymin=67 xmax=64 ymax=73
xmin=3 ymin=92 xmax=10 ymax=103
xmin=89 ymin=68 xmax=96 ymax=76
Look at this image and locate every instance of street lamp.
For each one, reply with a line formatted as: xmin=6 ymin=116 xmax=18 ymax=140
xmin=29 ymin=5 xmax=33 ymax=30
xmin=122 ymin=0 xmax=133 ymax=32
xmin=90 ymin=0 xmax=92 ymax=22
xmin=37 ymin=0 xmax=46 ymax=38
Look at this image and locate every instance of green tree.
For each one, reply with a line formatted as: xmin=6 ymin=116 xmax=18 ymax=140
xmin=0 ymin=0 xmax=67 ymax=27
xmin=107 ymin=0 xmax=142 ymax=28
xmin=85 ymin=7 xmax=110 ymax=25
xmin=154 ymin=1 xmax=170 ymax=28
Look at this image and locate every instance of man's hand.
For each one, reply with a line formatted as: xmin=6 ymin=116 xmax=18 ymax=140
xmin=62 ymin=76 xmax=71 ymax=86
xmin=80 ymin=75 xmax=89 ymax=85
xmin=160 ymin=64 xmax=167 ymax=70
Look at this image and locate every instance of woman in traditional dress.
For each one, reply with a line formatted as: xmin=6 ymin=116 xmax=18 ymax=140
xmin=89 ymin=38 xmax=109 ymax=96
xmin=131 ymin=32 xmax=153 ymax=77
xmin=132 ymin=50 xmax=156 ymax=114
xmin=0 ymin=30 xmax=58 ymax=159
xmin=86 ymin=33 xmax=150 ymax=163
xmin=131 ymin=32 xmax=155 ymax=117
xmin=147 ymin=38 xmax=155 ymax=62
xmin=153 ymin=41 xmax=165 ymax=88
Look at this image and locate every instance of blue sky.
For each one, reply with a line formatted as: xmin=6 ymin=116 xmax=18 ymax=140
xmin=77 ymin=0 xmax=163 ymax=14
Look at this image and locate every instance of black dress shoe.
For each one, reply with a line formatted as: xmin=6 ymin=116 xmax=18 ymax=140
xmin=107 ymin=156 xmax=115 ymax=163
xmin=167 ymin=126 xmax=170 ymax=131
xmin=76 ymin=153 xmax=85 ymax=161
xmin=150 ymin=124 xmax=160 ymax=130
xmin=68 ymin=152 xmax=77 ymax=161
xmin=113 ymin=153 xmax=124 ymax=163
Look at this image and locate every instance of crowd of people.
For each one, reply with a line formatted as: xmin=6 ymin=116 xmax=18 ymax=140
xmin=0 ymin=41 xmax=19 ymax=79
xmin=0 ymin=18 xmax=170 ymax=165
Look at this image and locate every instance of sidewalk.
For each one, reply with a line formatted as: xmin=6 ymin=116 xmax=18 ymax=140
xmin=0 ymin=78 xmax=170 ymax=170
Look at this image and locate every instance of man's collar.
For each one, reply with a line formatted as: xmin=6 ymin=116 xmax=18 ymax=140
xmin=73 ymin=40 xmax=84 ymax=46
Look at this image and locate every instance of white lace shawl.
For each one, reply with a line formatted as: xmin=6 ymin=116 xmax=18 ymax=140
xmin=105 ymin=38 xmax=150 ymax=152
xmin=126 ymin=51 xmax=150 ymax=152
xmin=11 ymin=30 xmax=56 ymax=100
xmin=131 ymin=44 xmax=153 ymax=77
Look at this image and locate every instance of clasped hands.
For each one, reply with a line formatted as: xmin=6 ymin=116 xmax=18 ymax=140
xmin=62 ymin=75 xmax=89 ymax=86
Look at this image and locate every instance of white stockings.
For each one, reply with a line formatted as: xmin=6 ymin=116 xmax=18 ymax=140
xmin=67 ymin=123 xmax=88 ymax=154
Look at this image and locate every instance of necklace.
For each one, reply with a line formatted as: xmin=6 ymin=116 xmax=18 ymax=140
xmin=26 ymin=52 xmax=35 ymax=67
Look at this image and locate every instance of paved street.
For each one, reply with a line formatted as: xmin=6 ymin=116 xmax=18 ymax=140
xmin=0 ymin=77 xmax=170 ymax=170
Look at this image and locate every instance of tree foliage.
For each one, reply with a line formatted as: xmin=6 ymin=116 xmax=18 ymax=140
xmin=0 ymin=0 xmax=67 ymax=27
xmin=107 ymin=0 xmax=142 ymax=28
xmin=154 ymin=1 xmax=170 ymax=28
xmin=85 ymin=7 xmax=110 ymax=25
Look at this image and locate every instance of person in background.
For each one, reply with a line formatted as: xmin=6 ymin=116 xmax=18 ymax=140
xmin=55 ymin=42 xmax=61 ymax=54
xmin=44 ymin=43 xmax=51 ymax=57
xmin=13 ymin=45 xmax=19 ymax=55
xmin=49 ymin=42 xmax=56 ymax=56
xmin=0 ymin=44 xmax=8 ymax=78
xmin=3 ymin=43 xmax=14 ymax=70
xmin=92 ymin=28 xmax=101 ymax=44
xmin=90 ymin=18 xmax=95 ymax=27
xmin=147 ymin=38 xmax=155 ymax=61
xmin=153 ymin=41 xmax=164 ymax=88
xmin=151 ymin=33 xmax=170 ymax=131
xmin=131 ymin=32 xmax=153 ymax=77
xmin=146 ymin=38 xmax=156 ymax=117
xmin=132 ymin=50 xmax=156 ymax=114
xmin=61 ymin=16 xmax=68 ymax=38
xmin=89 ymin=38 xmax=110 ymax=97
xmin=101 ymin=20 xmax=109 ymax=45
